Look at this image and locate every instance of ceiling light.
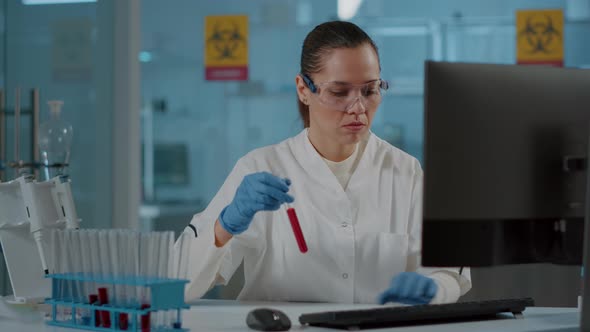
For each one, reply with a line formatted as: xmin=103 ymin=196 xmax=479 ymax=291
xmin=338 ymin=0 xmax=363 ymax=20
xmin=22 ymin=0 xmax=96 ymax=5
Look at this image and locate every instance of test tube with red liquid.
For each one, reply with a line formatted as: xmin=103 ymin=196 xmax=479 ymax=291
xmin=97 ymin=287 xmax=111 ymax=328
xmin=286 ymin=205 xmax=308 ymax=253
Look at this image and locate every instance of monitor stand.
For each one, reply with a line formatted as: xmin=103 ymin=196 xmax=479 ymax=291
xmin=581 ymin=132 xmax=590 ymax=331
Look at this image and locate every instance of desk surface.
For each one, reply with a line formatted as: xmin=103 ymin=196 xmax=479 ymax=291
xmin=0 ymin=299 xmax=581 ymax=332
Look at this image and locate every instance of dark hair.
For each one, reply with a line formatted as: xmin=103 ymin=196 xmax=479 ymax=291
xmin=298 ymin=21 xmax=380 ymax=128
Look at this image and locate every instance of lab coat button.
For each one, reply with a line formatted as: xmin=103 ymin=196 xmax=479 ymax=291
xmin=341 ymin=222 xmax=348 ymax=228
xmin=342 ymin=273 xmax=348 ymax=279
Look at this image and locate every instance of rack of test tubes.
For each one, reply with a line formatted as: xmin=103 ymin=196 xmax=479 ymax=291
xmin=44 ymin=229 xmax=190 ymax=331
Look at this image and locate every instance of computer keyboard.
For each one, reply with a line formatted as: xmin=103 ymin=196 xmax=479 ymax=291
xmin=299 ymin=297 xmax=535 ymax=330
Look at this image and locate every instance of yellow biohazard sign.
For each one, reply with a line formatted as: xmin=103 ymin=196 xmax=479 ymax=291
xmin=516 ymin=9 xmax=564 ymax=66
xmin=205 ymin=15 xmax=249 ymax=80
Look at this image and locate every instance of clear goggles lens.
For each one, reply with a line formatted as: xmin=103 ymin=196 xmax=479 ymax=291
xmin=302 ymin=74 xmax=389 ymax=111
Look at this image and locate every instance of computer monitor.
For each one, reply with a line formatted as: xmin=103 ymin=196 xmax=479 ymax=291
xmin=421 ymin=61 xmax=590 ymax=267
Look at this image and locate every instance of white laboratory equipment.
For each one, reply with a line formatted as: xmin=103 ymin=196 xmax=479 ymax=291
xmin=0 ymin=174 xmax=80 ymax=303
xmin=0 ymin=90 xmax=80 ymax=303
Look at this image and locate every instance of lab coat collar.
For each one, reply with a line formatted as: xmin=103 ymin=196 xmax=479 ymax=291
xmin=291 ymin=129 xmax=376 ymax=194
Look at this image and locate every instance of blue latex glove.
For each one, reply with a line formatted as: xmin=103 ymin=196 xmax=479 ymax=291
xmin=378 ymin=272 xmax=438 ymax=305
xmin=219 ymin=172 xmax=294 ymax=235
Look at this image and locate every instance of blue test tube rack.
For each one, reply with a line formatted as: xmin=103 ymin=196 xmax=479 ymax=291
xmin=45 ymin=273 xmax=190 ymax=331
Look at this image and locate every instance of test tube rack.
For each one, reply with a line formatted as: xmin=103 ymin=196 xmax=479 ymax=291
xmin=45 ymin=273 xmax=190 ymax=331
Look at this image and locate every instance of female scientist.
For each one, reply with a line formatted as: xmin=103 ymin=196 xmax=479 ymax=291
xmin=178 ymin=21 xmax=471 ymax=304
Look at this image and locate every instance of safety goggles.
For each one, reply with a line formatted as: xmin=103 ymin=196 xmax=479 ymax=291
xmin=301 ymin=73 xmax=389 ymax=112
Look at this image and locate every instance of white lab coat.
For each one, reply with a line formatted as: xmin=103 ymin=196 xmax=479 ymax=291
xmin=178 ymin=129 xmax=471 ymax=303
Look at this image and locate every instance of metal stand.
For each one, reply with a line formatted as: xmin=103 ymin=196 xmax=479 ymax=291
xmin=0 ymin=88 xmax=41 ymax=181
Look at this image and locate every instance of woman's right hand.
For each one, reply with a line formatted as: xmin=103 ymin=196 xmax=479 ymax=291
xmin=218 ymin=172 xmax=294 ymax=235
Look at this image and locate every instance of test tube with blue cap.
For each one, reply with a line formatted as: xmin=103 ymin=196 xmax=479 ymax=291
xmin=67 ymin=231 xmax=84 ymax=321
xmin=88 ymin=230 xmax=102 ymax=326
xmin=96 ymin=230 xmax=112 ymax=327
xmin=78 ymin=230 xmax=94 ymax=325
xmin=156 ymin=232 xmax=171 ymax=329
xmin=138 ymin=232 xmax=152 ymax=331
xmin=164 ymin=231 xmax=177 ymax=328
xmin=109 ymin=230 xmax=127 ymax=328
xmin=60 ymin=230 xmax=74 ymax=315
xmin=50 ymin=230 xmax=65 ymax=320
xmin=149 ymin=232 xmax=161 ymax=329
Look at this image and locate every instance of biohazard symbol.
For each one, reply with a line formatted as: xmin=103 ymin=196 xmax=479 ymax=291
xmin=207 ymin=22 xmax=246 ymax=60
xmin=518 ymin=15 xmax=561 ymax=54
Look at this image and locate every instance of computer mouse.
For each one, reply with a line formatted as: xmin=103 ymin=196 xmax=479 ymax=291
xmin=246 ymin=307 xmax=292 ymax=331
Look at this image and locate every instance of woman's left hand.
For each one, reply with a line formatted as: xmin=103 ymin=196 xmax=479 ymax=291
xmin=377 ymin=272 xmax=437 ymax=305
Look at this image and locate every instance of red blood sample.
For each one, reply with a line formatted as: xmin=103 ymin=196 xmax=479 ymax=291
xmin=97 ymin=287 xmax=111 ymax=328
xmin=287 ymin=207 xmax=308 ymax=253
